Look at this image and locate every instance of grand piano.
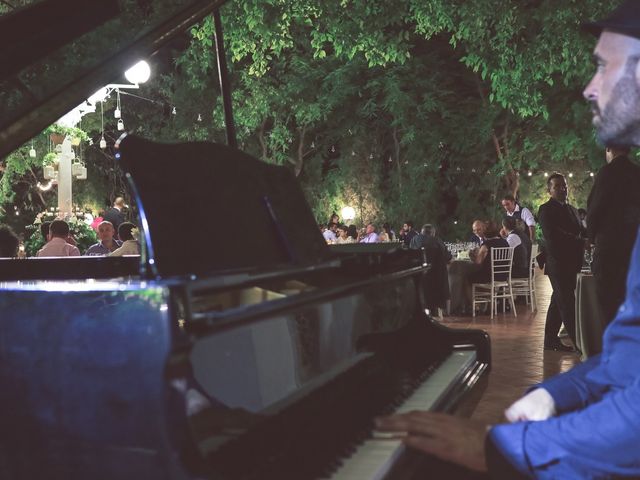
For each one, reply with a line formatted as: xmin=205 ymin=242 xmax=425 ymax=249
xmin=0 ymin=1 xmax=490 ymax=479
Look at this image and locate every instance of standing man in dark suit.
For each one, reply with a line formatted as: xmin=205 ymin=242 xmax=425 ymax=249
xmin=587 ymin=146 xmax=640 ymax=327
xmin=538 ymin=173 xmax=585 ymax=352
xmin=103 ymin=197 xmax=126 ymax=237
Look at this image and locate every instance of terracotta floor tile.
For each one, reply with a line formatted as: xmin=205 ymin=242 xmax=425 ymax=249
xmin=441 ymin=270 xmax=581 ymax=424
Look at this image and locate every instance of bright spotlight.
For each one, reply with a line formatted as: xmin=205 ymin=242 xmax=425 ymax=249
xmin=124 ymin=60 xmax=151 ymax=84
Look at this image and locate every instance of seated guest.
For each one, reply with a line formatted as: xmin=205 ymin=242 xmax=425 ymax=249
xmin=502 ymin=217 xmax=528 ymax=278
xmin=334 ymin=224 xmax=354 ymax=244
xmin=37 ymin=220 xmax=80 ymax=257
xmin=359 ymin=223 xmax=379 ymax=243
xmin=399 ymin=221 xmax=418 ymax=246
xmin=468 ymin=221 xmax=508 ymax=283
xmin=40 ymin=221 xmax=51 ymax=244
xmin=84 ymin=221 xmax=122 ymax=256
xmin=470 ymin=219 xmax=487 ymax=245
xmin=378 ymin=226 xmax=390 ymax=242
xmin=109 ymin=222 xmax=140 ymax=256
xmin=381 ymin=223 xmax=395 ymax=242
xmin=322 ymin=222 xmax=338 ymax=243
xmin=0 ymin=225 xmax=19 ymax=258
xmin=410 ymin=224 xmax=452 ymax=314
xmin=347 ymin=224 xmax=359 ymax=242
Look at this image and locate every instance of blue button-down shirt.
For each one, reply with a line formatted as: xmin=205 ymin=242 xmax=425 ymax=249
xmin=84 ymin=240 xmax=122 ymax=256
xmin=490 ymin=226 xmax=640 ymax=479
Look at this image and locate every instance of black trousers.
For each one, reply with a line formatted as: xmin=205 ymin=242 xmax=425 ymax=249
xmin=593 ymin=251 xmax=630 ymax=328
xmin=545 ymin=272 xmax=578 ymax=345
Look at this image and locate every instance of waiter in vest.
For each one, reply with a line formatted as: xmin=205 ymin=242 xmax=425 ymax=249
xmin=502 ymin=194 xmax=536 ymax=241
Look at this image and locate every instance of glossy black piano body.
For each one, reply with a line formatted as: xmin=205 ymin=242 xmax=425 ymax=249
xmin=0 ymin=1 xmax=491 ymax=479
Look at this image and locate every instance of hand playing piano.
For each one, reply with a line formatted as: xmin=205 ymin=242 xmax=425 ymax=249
xmin=375 ymin=411 xmax=489 ymax=472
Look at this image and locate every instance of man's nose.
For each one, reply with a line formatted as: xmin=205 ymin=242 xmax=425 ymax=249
xmin=583 ymin=77 xmax=598 ymax=102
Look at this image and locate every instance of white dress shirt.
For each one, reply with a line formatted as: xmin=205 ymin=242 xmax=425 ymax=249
xmin=37 ymin=237 xmax=80 ymax=257
xmin=507 ymin=204 xmax=536 ymax=227
xmin=505 ymin=231 xmax=522 ymax=249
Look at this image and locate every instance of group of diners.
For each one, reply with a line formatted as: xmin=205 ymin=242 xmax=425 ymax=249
xmin=468 ymin=216 xmax=533 ymax=283
xmin=321 ymin=216 xmax=434 ymax=246
xmin=0 ymin=219 xmax=140 ymax=258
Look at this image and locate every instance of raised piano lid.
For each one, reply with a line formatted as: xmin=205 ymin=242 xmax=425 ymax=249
xmin=114 ymin=134 xmax=332 ymax=278
xmin=0 ymin=0 xmax=226 ymax=160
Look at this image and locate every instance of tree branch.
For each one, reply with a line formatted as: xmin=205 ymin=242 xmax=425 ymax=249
xmin=258 ymin=120 xmax=268 ymax=161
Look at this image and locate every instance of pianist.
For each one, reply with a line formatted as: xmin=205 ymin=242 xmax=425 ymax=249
xmin=377 ymin=2 xmax=640 ymax=478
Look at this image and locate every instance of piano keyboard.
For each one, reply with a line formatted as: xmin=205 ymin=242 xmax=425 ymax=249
xmin=322 ymin=350 xmax=477 ymax=480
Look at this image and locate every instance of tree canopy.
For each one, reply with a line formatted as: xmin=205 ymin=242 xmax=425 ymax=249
xmin=0 ymin=0 xmax=623 ymax=240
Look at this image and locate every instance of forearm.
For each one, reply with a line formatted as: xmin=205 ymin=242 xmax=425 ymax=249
xmin=537 ymin=354 xmax=604 ymax=412
xmin=491 ymin=377 xmax=640 ymax=478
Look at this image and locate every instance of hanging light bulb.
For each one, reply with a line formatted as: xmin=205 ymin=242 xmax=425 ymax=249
xmin=388 ymin=156 xmax=392 ymax=162
xmin=172 ymin=106 xmax=177 ymax=115
xmin=568 ymin=172 xmax=574 ymax=178
xmin=114 ymin=89 xmax=121 ymax=118
xmin=544 ymin=172 xmax=549 ymax=177
xmin=117 ymin=119 xmax=125 ymax=131
xmin=29 ymin=146 xmax=36 ymax=158
xmin=197 ymin=113 xmax=202 ymax=122
xmin=311 ymin=141 xmax=315 ymax=148
xmin=100 ymin=100 xmax=106 ymax=149
xmin=351 ymin=151 xmax=356 ymax=156
xmin=528 ymin=171 xmax=532 ymax=176
xmin=330 ymin=145 xmax=336 ymax=153
xmin=590 ymin=172 xmax=595 ymax=177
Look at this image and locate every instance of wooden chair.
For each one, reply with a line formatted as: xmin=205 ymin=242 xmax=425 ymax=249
xmin=511 ymin=244 xmax=539 ymax=312
xmin=472 ymin=246 xmax=517 ymax=319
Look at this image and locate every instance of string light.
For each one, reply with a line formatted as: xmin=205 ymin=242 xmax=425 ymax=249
xmin=527 ymin=171 xmax=532 ymax=176
xmin=114 ymin=89 xmax=121 ymax=119
xmin=590 ymin=172 xmax=595 ymax=177
xmin=544 ymin=172 xmax=549 ymax=177
xmin=100 ymin=100 xmax=106 ymax=149
xmin=568 ymin=172 xmax=574 ymax=178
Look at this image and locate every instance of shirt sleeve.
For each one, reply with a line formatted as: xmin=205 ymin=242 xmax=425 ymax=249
xmin=505 ymin=234 xmax=521 ymax=249
xmin=533 ymin=354 xmax=604 ymax=412
xmin=520 ymin=207 xmax=535 ymax=227
xmin=489 ymin=375 xmax=640 ymax=478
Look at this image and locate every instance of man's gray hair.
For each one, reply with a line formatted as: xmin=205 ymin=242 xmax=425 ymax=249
xmin=421 ymin=224 xmax=436 ymax=236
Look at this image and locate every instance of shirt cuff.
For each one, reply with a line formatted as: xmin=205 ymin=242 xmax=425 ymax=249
xmin=487 ymin=423 xmax=531 ymax=477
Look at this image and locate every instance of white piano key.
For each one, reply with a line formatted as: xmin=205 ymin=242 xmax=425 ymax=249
xmin=324 ymin=350 xmax=476 ymax=480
